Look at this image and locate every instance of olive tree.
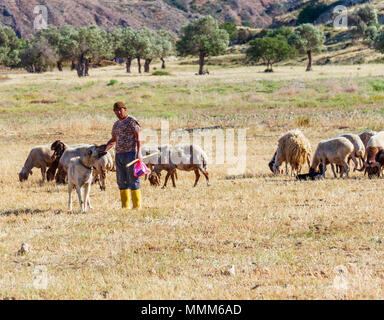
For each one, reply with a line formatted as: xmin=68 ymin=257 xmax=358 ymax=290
xmin=72 ymin=25 xmax=111 ymax=77
xmin=289 ymin=23 xmax=325 ymax=71
xmin=111 ymin=27 xmax=137 ymax=73
xmin=246 ymin=36 xmax=294 ymax=72
xmin=158 ymin=30 xmax=176 ymax=69
xmin=177 ymin=16 xmax=229 ymax=75
xmin=19 ymin=37 xmax=57 ymax=73
xmin=0 ymin=26 xmax=21 ymax=67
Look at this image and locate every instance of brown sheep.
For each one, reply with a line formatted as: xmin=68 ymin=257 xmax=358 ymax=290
xmin=19 ymin=145 xmax=54 ymax=182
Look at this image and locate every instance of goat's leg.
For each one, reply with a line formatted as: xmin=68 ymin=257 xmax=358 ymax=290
xmin=170 ymin=169 xmax=177 ymax=188
xmin=322 ymin=160 xmax=326 ymax=177
xmin=41 ymin=165 xmax=47 ymax=182
xmin=68 ymin=184 xmax=73 ymax=211
xmin=193 ymin=169 xmax=201 ymax=187
xmin=343 ymin=161 xmax=349 ymax=179
xmin=100 ymin=170 xmax=106 ymax=191
xmin=285 ymin=162 xmax=288 ymax=175
xmin=162 ymin=171 xmax=172 ymax=189
xmin=331 ymin=164 xmax=338 ymax=178
xmin=85 ymin=183 xmax=93 ymax=210
xmin=350 ymin=154 xmax=358 ymax=172
xmin=76 ymin=186 xmax=84 ymax=212
xmin=199 ymin=167 xmax=211 ymax=186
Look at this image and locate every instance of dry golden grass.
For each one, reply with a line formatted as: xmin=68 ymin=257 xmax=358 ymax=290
xmin=2 ymin=60 xmax=384 ymax=299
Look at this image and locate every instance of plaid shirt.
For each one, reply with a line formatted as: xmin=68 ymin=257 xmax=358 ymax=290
xmin=112 ymin=115 xmax=141 ymax=154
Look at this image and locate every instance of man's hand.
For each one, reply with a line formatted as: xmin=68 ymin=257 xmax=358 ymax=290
xmin=137 ymin=151 xmax=144 ymax=163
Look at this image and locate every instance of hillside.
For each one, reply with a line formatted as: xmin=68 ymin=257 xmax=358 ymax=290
xmin=0 ymin=0 xmax=289 ymax=38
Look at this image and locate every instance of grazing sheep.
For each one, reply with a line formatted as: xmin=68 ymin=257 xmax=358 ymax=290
xmin=272 ymin=129 xmax=312 ymax=176
xmin=149 ymin=144 xmax=210 ymax=188
xmin=360 ymin=149 xmax=384 ymax=179
xmin=68 ymin=145 xmax=106 ymax=213
xmin=365 ymin=131 xmax=384 ymax=163
xmin=19 ymin=145 xmax=54 ymax=182
xmin=338 ymin=134 xmax=365 ymax=171
xmin=142 ymin=144 xmax=177 ymax=183
xmin=359 ymin=131 xmax=384 ymax=176
xmin=359 ymin=130 xmax=377 ymax=149
xmin=310 ymin=137 xmax=354 ymax=178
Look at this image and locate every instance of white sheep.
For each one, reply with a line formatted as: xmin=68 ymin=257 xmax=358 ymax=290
xmin=19 ymin=145 xmax=54 ymax=182
xmin=272 ymin=129 xmax=312 ymax=176
xmin=149 ymin=144 xmax=210 ymax=188
xmin=310 ymin=137 xmax=354 ymax=178
xmin=338 ymin=134 xmax=365 ymax=170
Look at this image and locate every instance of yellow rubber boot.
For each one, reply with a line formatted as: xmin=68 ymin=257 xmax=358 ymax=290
xmin=120 ymin=189 xmax=130 ymax=209
xmin=131 ymin=189 xmax=141 ymax=209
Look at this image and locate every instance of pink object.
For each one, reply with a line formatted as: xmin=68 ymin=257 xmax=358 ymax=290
xmin=134 ymin=161 xmax=151 ymax=178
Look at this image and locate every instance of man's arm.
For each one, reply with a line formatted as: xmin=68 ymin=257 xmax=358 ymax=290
xmin=105 ymin=136 xmax=116 ymax=152
xmin=134 ymin=130 xmax=143 ymax=162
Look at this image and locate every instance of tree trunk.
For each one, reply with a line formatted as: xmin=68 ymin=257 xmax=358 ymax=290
xmin=137 ymin=57 xmax=142 ymax=74
xmin=126 ymin=58 xmax=132 ymax=73
xmin=76 ymin=55 xmax=87 ymax=77
xmin=85 ymin=59 xmax=89 ymax=76
xmin=71 ymin=61 xmax=76 ymax=71
xmin=306 ymin=50 xmax=312 ymax=71
xmin=199 ymin=52 xmax=205 ymax=75
xmin=57 ymin=61 xmax=63 ymax=72
xmin=161 ymin=57 xmax=166 ymax=69
xmin=144 ymin=59 xmax=152 ymax=73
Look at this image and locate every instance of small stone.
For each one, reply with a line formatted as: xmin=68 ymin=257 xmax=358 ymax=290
xmin=17 ymin=243 xmax=30 ymax=255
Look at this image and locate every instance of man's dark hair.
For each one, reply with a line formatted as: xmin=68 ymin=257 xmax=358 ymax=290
xmin=113 ymin=101 xmax=126 ymax=110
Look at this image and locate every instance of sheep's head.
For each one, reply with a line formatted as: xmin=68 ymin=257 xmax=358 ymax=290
xmin=51 ymin=140 xmax=66 ymax=160
xmin=18 ymin=168 xmax=31 ymax=182
xmin=366 ymin=165 xmax=380 ymax=179
xmin=268 ymin=152 xmax=277 ymax=173
xmin=149 ymin=172 xmax=161 ymax=186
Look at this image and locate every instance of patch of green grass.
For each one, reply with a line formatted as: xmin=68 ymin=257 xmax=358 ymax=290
xmin=107 ymin=79 xmax=118 ymax=86
xmin=259 ymin=80 xmax=281 ymax=93
xmin=296 ymin=116 xmax=311 ymax=127
xmin=368 ymin=79 xmax=384 ymax=91
xmin=152 ymin=71 xmax=172 ymax=76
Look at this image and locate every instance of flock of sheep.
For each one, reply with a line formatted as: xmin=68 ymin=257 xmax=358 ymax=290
xmin=18 ymin=128 xmax=384 ymax=211
xmin=18 ymin=141 xmax=210 ymax=189
xmin=269 ymin=129 xmax=384 ymax=180
xmin=18 ymin=141 xmax=211 ymax=211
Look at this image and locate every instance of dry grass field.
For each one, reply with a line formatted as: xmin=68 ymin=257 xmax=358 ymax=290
xmin=2 ymin=58 xmax=384 ymax=299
